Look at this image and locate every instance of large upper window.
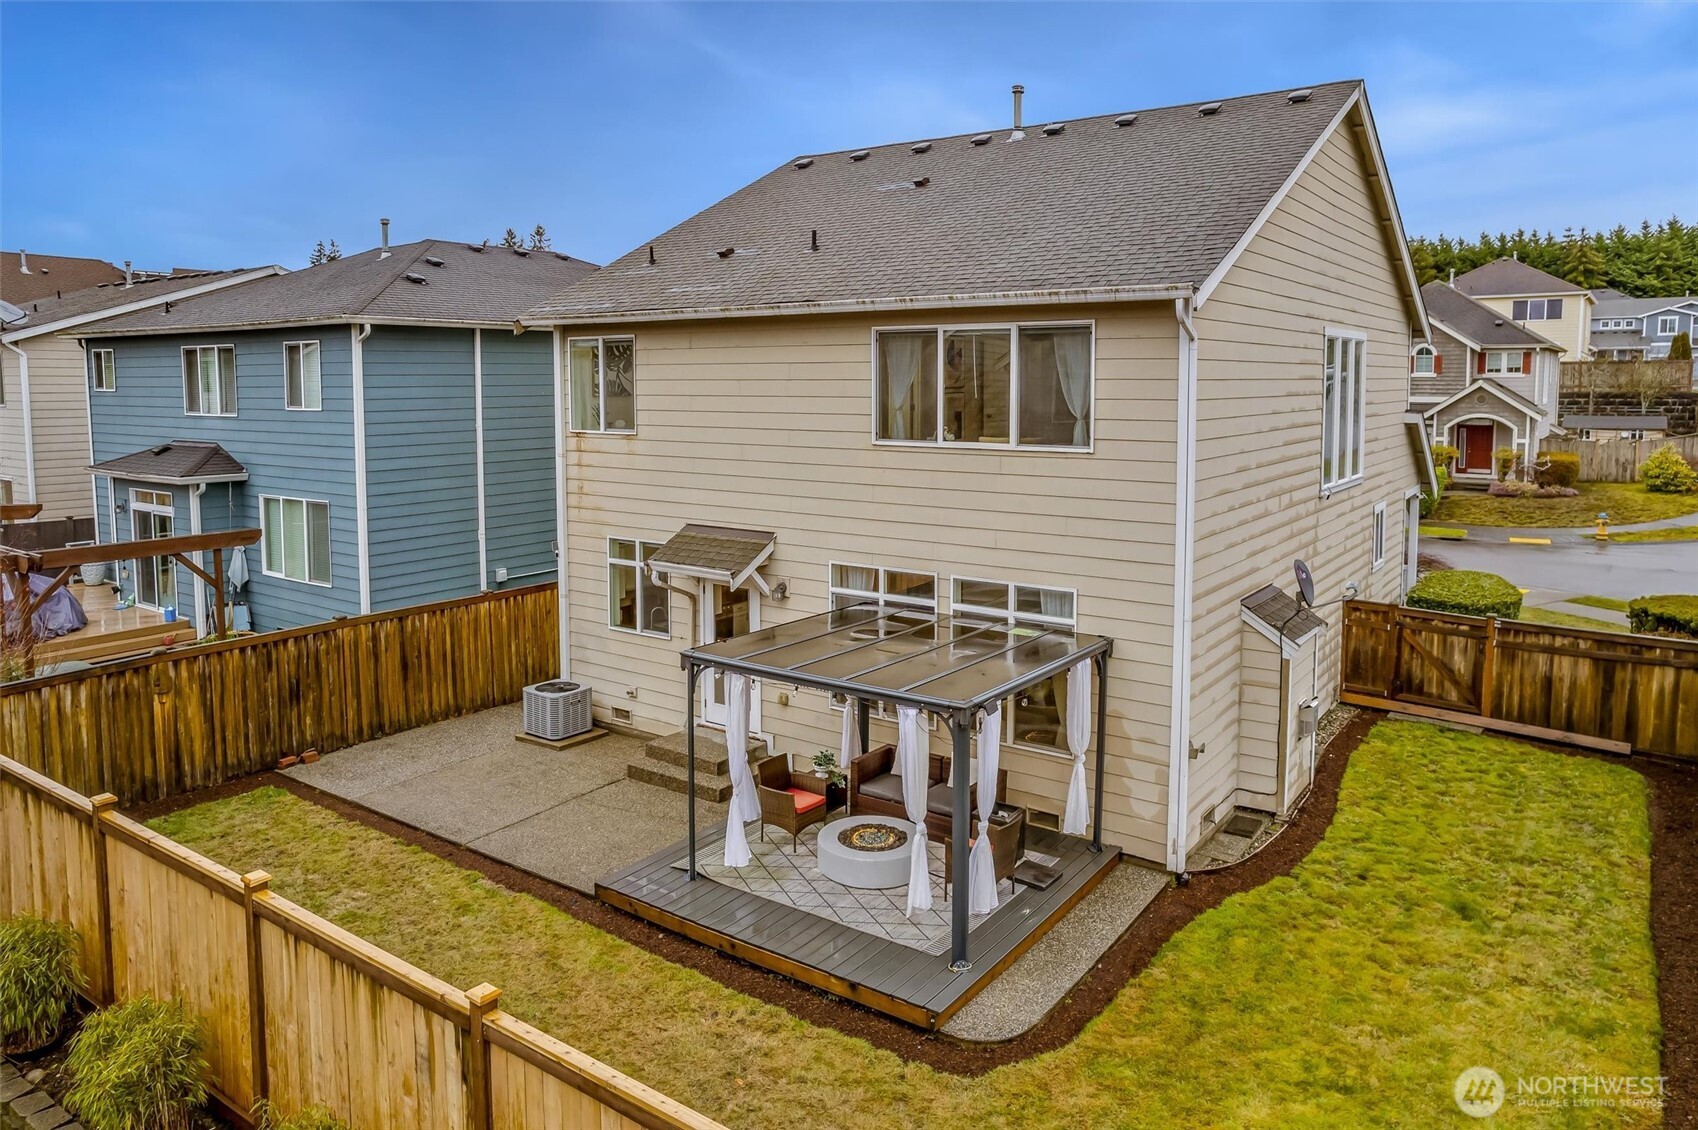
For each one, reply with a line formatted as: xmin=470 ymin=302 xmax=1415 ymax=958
xmin=1512 ymin=298 xmax=1564 ymax=321
xmin=828 ymin=563 xmax=936 ymax=611
xmin=261 ymin=496 xmax=331 ymax=586
xmin=91 ymin=349 xmax=116 ymax=391
xmin=284 ymin=342 xmax=322 ymax=411
xmin=874 ymin=323 xmax=1092 ymax=449
xmin=1657 ymin=315 xmax=1679 ymax=336
xmin=950 ymin=576 xmax=1077 ymax=753
xmin=1322 ymin=331 xmax=1366 ymax=491
xmin=567 ymin=337 xmax=635 ymax=433
xmin=182 ymin=345 xmax=237 ymax=416
xmin=608 ymin=538 xmax=669 ymax=636
xmin=1485 ymin=351 xmax=1525 ymax=375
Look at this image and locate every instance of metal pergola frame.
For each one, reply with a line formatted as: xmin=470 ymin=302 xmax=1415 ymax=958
xmin=679 ymin=603 xmax=1113 ymax=969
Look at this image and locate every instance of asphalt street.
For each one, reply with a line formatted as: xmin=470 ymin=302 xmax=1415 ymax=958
xmin=1424 ymin=535 xmax=1697 ymax=601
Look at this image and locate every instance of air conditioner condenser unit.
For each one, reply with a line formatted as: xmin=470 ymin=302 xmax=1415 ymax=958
xmin=523 ymin=680 xmax=593 ymax=741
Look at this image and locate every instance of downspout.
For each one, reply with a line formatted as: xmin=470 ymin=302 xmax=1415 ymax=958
xmin=551 ymin=326 xmax=571 ymax=678
xmin=351 ymin=323 xmax=373 ymax=614
xmin=4 ymin=342 xmax=37 ymax=503
xmin=189 ymin=483 xmax=207 ymax=638
xmin=473 ymin=327 xmax=488 ymax=591
xmin=1167 ymin=298 xmax=1199 ymax=877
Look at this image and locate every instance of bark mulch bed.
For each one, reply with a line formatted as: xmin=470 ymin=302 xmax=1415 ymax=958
xmin=132 ymin=713 xmax=1696 ymax=1121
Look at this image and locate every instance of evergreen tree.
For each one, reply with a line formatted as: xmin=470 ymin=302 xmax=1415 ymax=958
xmin=1409 ymin=239 xmax=1438 ymax=286
xmin=309 ymin=240 xmax=328 ymax=266
xmin=1561 ymin=228 xmax=1606 ymax=290
xmin=1670 ymin=332 xmax=1693 ymax=362
xmin=1409 ymin=215 xmax=1698 ymax=299
xmin=528 ymin=224 xmax=551 ymax=251
xmin=325 ymin=240 xmax=341 ymax=261
xmin=501 ymin=227 xmax=522 ymax=249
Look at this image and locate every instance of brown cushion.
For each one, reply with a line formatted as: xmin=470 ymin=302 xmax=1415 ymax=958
xmin=858 ymin=773 xmax=905 ymax=805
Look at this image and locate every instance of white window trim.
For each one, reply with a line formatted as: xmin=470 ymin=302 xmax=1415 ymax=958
xmin=181 ymin=344 xmax=238 ymax=417
xmin=282 ymin=340 xmax=324 ymax=412
xmin=1657 ymin=316 xmax=1679 ymax=337
xmin=949 ymin=573 xmax=1079 ymax=756
xmin=1371 ymin=501 xmax=1387 ymax=572
xmin=827 ymin=561 xmax=939 ymax=612
xmin=1484 ymin=350 xmax=1526 ymax=375
xmin=606 ymin=537 xmax=669 ymax=638
xmin=1410 ymin=344 xmax=1435 ymax=374
xmin=1321 ymin=327 xmax=1368 ymax=495
xmin=869 ymin=320 xmax=1097 ymax=454
xmin=129 ymin=488 xmax=176 ymax=611
xmin=566 ymin=336 xmax=637 ymax=434
xmin=91 ymin=348 xmax=117 ymax=392
xmin=259 ymin=493 xmax=333 ymax=587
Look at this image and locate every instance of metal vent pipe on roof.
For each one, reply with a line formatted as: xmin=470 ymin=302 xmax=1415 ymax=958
xmin=1012 ymin=84 xmax=1024 ymax=128
xmin=380 ymin=218 xmax=391 ymax=259
xmin=123 ymin=260 xmax=133 ymax=288
xmin=17 ymin=250 xmax=28 ymax=274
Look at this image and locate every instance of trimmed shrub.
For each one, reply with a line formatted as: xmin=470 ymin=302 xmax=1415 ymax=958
xmin=0 ymin=914 xmax=86 ymax=1053
xmin=1535 ymin=451 xmax=1580 ymax=489
xmin=1641 ymin=444 xmax=1698 ymax=494
xmin=1494 ymin=447 xmax=1521 ymax=481
xmin=254 ymin=1101 xmax=354 ymax=1130
xmin=65 ymin=997 xmax=208 ymax=1130
xmin=1670 ymin=331 xmax=1692 ymax=362
xmin=1419 ymin=489 xmax=1439 ymax=519
xmin=1407 ymin=569 xmax=1524 ymax=619
xmin=1488 ymin=480 xmax=1538 ymax=497
xmin=1627 ymin=595 xmax=1698 ymax=640
xmin=1432 ymin=443 xmax=1459 ymax=471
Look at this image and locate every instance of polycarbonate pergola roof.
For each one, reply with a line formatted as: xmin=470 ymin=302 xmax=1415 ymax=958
xmin=682 ymin=603 xmax=1112 ymax=715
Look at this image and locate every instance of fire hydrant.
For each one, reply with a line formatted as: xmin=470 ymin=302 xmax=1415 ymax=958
xmin=1594 ymin=512 xmax=1611 ymax=541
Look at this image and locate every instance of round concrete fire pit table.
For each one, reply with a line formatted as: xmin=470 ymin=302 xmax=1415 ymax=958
xmin=816 ymin=816 xmax=917 ymax=890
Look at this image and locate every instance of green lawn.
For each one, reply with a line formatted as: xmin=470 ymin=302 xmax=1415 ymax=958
xmin=1608 ymin=525 xmax=1698 ymax=543
xmin=150 ymin=722 xmax=1660 ymax=1129
xmin=1419 ymin=525 xmax=1469 ymax=540
xmin=1432 ymin=481 xmax=1698 ymax=527
xmin=1519 ymin=607 xmax=1630 ymax=634
xmin=1569 ymin=595 xmax=1632 ymax=613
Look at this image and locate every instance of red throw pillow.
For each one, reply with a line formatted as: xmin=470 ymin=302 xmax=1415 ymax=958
xmin=784 ymin=787 xmax=826 ymax=813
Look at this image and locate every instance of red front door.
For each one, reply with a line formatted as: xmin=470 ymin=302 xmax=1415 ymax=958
xmin=1459 ymin=424 xmax=1496 ymax=473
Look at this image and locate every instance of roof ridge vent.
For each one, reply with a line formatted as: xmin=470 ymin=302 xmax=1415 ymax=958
xmin=1114 ymin=113 xmax=1138 ymax=127
xmin=403 ymin=271 xmax=429 ymax=284
xmin=1286 ymin=88 xmax=1314 ymax=104
xmin=717 ymin=247 xmax=735 ymax=259
xmin=910 ymin=141 xmax=932 ymax=154
xmin=513 ymin=247 xmax=529 ymax=257
xmin=849 ymin=150 xmax=870 ymax=162
xmin=793 ymin=157 xmax=814 ymax=170
xmin=970 ymin=133 xmax=992 ymax=146
xmin=424 ymin=255 xmax=445 ymax=267
xmin=1198 ymin=101 xmax=1222 ymax=116
xmin=1041 ymin=122 xmax=1065 ymax=136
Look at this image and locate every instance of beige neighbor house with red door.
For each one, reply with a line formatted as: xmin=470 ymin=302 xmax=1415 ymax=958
xmin=1412 ymin=281 xmax=1563 ymax=482
xmin=524 ymin=79 xmax=1435 ymax=875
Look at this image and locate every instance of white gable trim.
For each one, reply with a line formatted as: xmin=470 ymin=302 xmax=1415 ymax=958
xmin=1422 ymin=378 xmax=1543 ymax=422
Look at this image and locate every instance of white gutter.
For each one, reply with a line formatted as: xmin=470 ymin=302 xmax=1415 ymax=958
xmin=473 ymin=327 xmax=488 ymax=591
xmin=1166 ymin=298 xmax=1199 ymax=875
xmin=351 ymin=323 xmax=373 ymax=614
xmin=551 ymin=326 xmax=571 ymax=678
xmin=81 ymin=339 xmax=97 ymax=521
xmin=3 ymin=342 xmax=37 ymax=503
xmin=522 ymin=284 xmax=1195 ymax=328
xmin=189 ymin=483 xmax=207 ymax=639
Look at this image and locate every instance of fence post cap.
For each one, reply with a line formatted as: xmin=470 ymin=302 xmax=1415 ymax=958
xmin=90 ymin=793 xmax=119 ymax=811
xmin=466 ymin=983 xmax=502 ymax=1008
xmin=241 ymin=870 xmax=272 ymax=891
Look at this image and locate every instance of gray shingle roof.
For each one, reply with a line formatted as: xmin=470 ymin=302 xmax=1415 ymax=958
xmin=526 ymin=81 xmax=1365 ymax=322
xmin=1452 ymin=258 xmax=1586 ymax=298
xmin=649 ymin=524 xmax=776 ymax=579
xmin=1 ymin=269 xmax=278 ymax=338
xmin=90 ymin=441 xmax=248 ymax=483
xmin=1 ymin=251 xmax=125 ymax=305
xmin=1241 ymin=584 xmax=1326 ymax=647
xmin=83 ymin=240 xmax=598 ymax=336
xmin=1421 ymin=282 xmax=1557 ymax=348
xmin=1591 ymin=294 xmax=1698 ymax=319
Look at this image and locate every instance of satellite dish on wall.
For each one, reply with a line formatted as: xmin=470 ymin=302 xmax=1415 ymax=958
xmin=1293 ymin=560 xmax=1316 ymax=607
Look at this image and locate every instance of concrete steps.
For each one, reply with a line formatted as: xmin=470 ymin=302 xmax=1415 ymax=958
xmin=626 ymin=727 xmax=767 ymax=804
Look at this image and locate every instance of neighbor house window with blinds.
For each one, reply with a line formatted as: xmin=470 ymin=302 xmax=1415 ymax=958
xmin=873 ymin=323 xmax=1093 ymax=449
xmin=261 ymin=496 xmax=332 ymax=586
xmin=91 ymin=349 xmax=117 ymax=391
xmin=182 ymin=345 xmax=237 ymax=416
xmin=1321 ymin=330 xmax=1367 ymax=491
xmin=951 ymin=576 xmax=1077 ymax=753
xmin=283 ymin=341 xmax=322 ymax=410
xmin=567 ymin=336 xmax=636 ymax=433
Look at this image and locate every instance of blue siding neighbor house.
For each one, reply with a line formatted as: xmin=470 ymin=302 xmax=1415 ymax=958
xmin=81 ymin=234 xmax=595 ymax=633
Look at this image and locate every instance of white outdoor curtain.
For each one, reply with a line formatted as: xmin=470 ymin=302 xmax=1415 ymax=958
xmin=897 ymin=705 xmax=933 ymax=914
xmin=722 ymin=672 xmax=760 ymax=867
xmin=968 ymin=704 xmax=1002 ymax=915
xmin=1061 ymin=659 xmax=1093 ymax=836
xmin=838 ymin=698 xmax=862 ymax=771
xmin=1054 ymin=330 xmax=1091 ymax=447
xmin=883 ymin=334 xmax=925 ymax=440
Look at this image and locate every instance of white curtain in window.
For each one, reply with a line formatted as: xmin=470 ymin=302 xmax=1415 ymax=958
xmin=568 ymin=340 xmax=599 ymax=431
xmin=968 ymin=703 xmax=1001 ymax=914
xmin=1061 ymin=658 xmax=1093 ymax=836
xmin=1038 ymin=588 xmax=1071 ymax=620
xmin=897 ymin=705 xmax=932 ymax=914
xmin=884 ymin=334 xmax=925 ymax=440
xmin=722 ymin=671 xmax=759 ymax=867
xmin=838 ymin=698 xmax=862 ymax=771
xmin=1053 ymin=330 xmax=1091 ymax=446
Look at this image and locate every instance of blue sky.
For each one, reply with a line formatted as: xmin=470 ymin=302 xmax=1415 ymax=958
xmin=3 ymin=2 xmax=1695 ymax=271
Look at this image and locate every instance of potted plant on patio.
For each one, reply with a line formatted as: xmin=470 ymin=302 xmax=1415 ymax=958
xmin=810 ymin=750 xmax=847 ymax=787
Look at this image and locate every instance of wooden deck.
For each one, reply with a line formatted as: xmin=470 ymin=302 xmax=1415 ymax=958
xmin=34 ymin=581 xmax=185 ymax=666
xmin=596 ymin=823 xmax=1120 ymax=1029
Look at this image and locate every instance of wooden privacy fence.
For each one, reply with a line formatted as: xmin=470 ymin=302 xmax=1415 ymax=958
xmin=1538 ymin=434 xmax=1698 ymax=483
xmin=0 ymin=755 xmax=724 ymax=1130
xmin=1341 ymin=601 xmax=1698 ymax=759
xmin=0 ymin=583 xmax=559 ymax=803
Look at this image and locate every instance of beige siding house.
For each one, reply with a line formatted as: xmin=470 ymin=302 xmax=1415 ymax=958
xmin=524 ymin=80 xmax=1432 ymax=873
xmin=1452 ymin=258 xmax=1593 ymax=361
xmin=0 ymin=269 xmax=282 ymax=518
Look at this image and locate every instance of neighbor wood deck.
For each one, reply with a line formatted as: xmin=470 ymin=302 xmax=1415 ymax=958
xmin=596 ymin=823 xmax=1120 ymax=1029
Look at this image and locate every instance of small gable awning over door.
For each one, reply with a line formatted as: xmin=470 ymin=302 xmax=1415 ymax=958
xmin=647 ymin=524 xmax=776 ymax=593
xmin=89 ymin=440 xmax=248 ymax=486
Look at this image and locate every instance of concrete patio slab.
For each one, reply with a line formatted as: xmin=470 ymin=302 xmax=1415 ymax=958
xmin=286 ymin=707 xmax=525 ymax=798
